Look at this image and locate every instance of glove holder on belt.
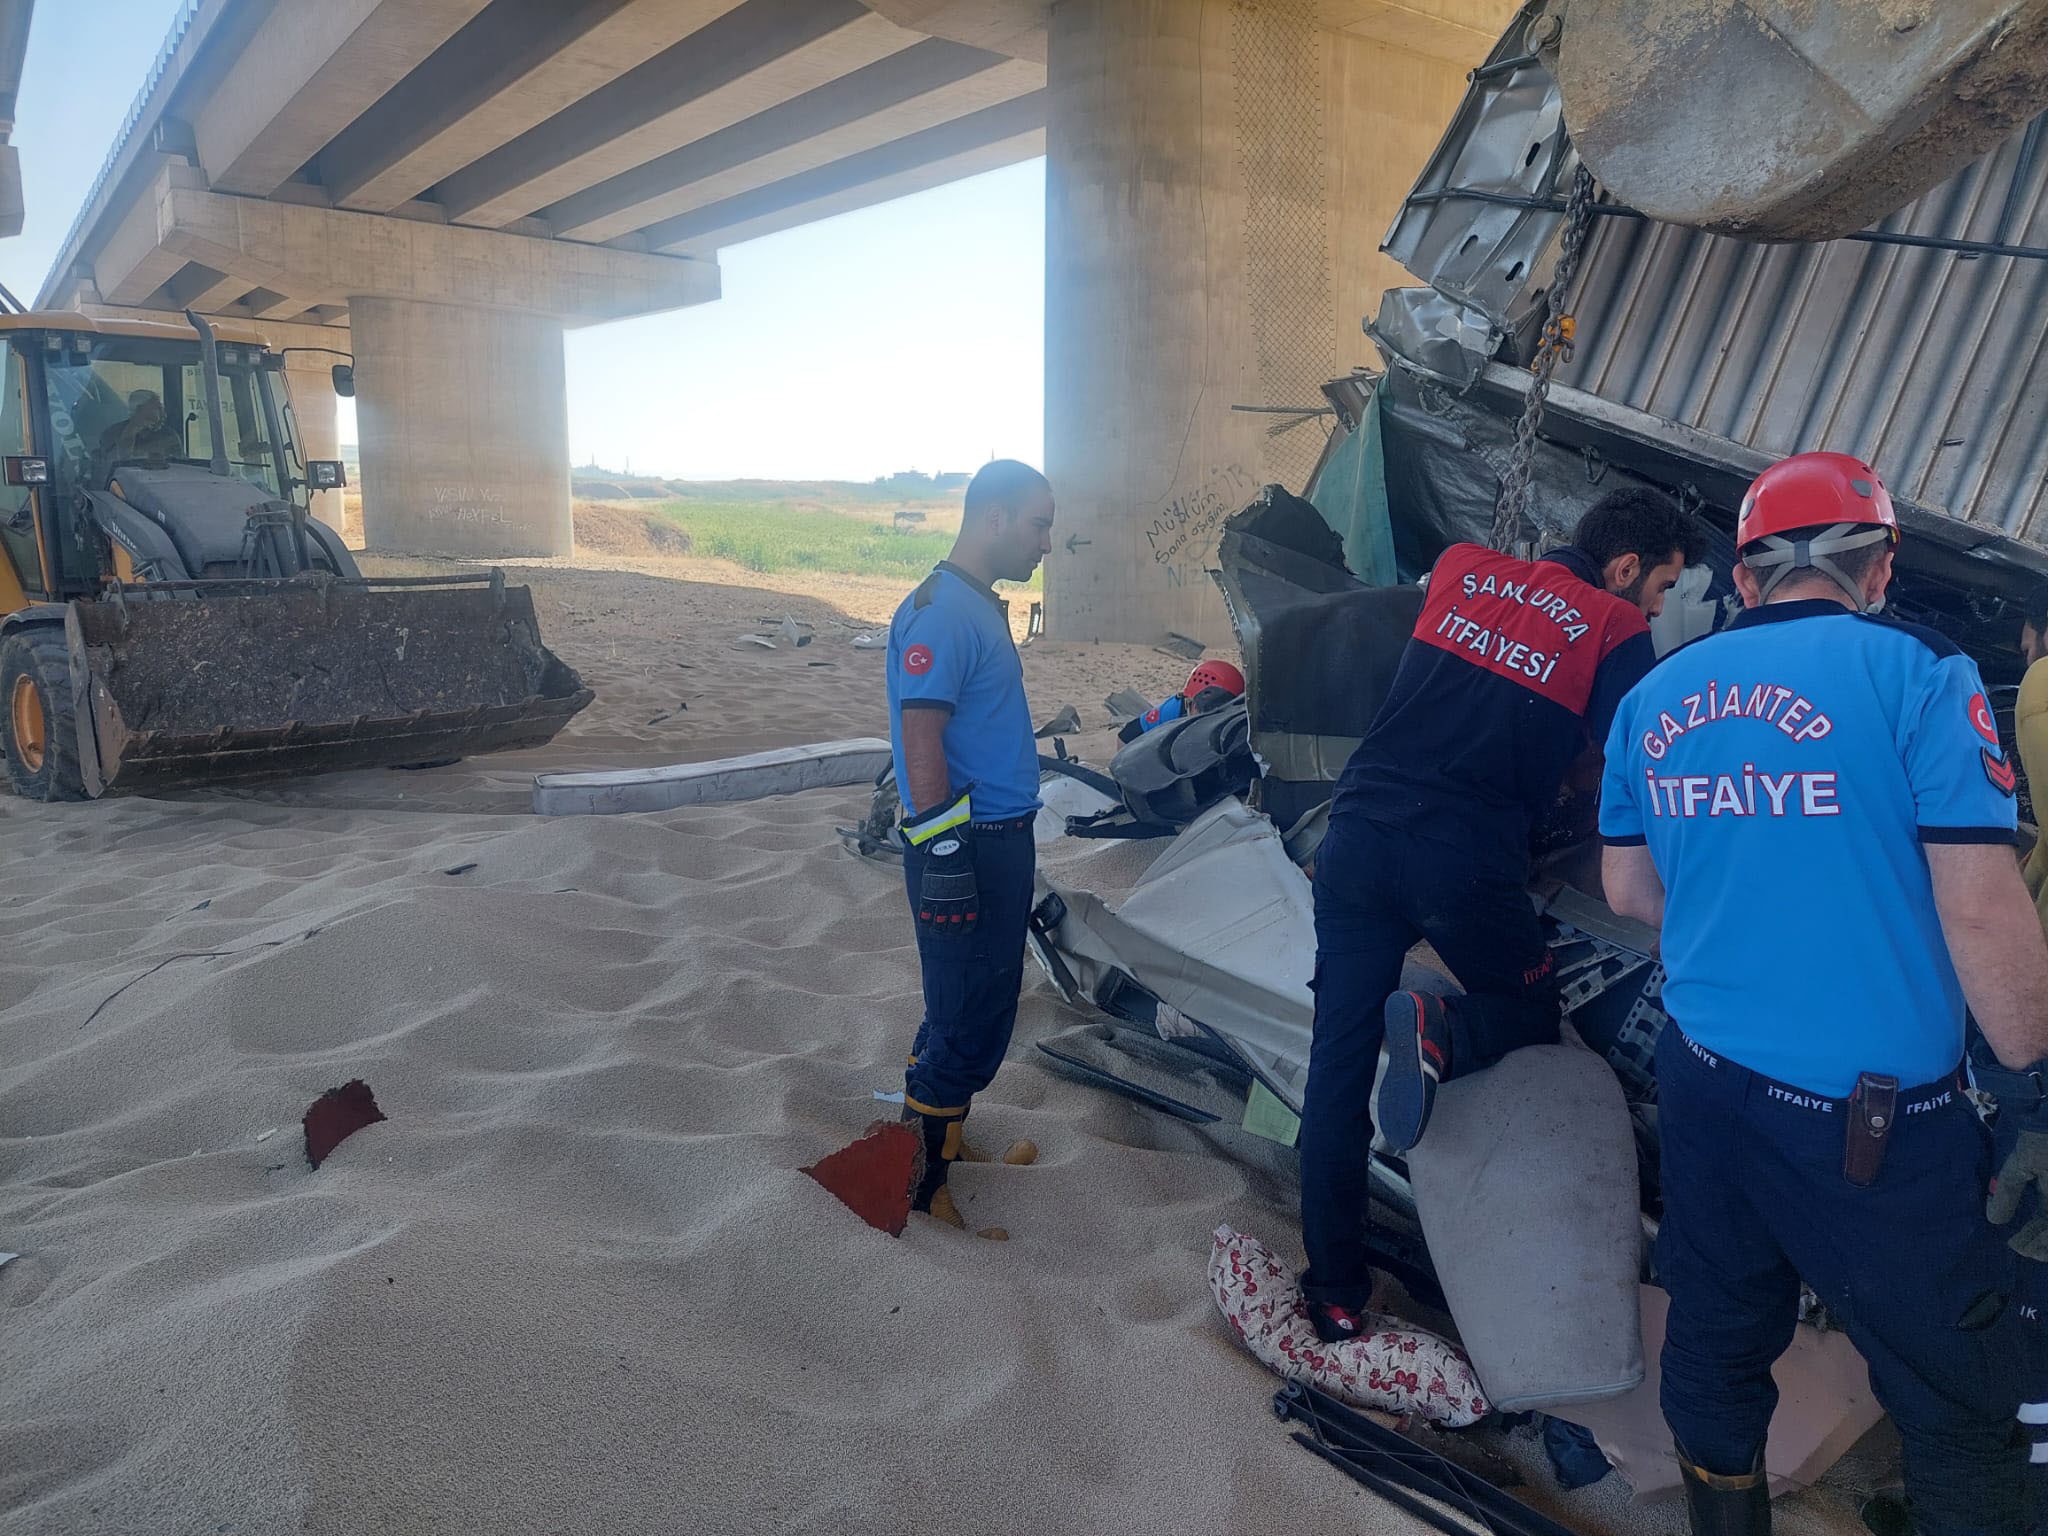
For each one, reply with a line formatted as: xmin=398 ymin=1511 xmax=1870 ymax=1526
xmin=1843 ymin=1072 xmax=1897 ymax=1188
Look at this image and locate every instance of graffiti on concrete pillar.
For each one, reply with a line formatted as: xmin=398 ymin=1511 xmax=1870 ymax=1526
xmin=1144 ymin=462 xmax=1257 ymax=574
xmin=426 ymin=482 xmax=511 ymax=529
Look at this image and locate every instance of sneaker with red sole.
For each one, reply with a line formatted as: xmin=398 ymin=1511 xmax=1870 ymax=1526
xmin=1373 ymin=990 xmax=1451 ymax=1154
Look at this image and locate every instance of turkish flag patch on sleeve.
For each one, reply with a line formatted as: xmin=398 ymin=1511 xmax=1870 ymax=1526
xmin=1968 ymin=692 xmax=2001 ymax=746
xmin=903 ymin=643 xmax=934 ymax=676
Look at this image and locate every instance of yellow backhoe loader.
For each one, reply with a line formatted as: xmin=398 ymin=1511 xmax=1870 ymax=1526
xmin=0 ymin=310 xmax=589 ymax=801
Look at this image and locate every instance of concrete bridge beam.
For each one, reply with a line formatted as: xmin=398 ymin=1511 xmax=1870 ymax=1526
xmin=320 ymin=0 xmax=745 ymax=215
xmin=545 ymin=42 xmax=1043 ymax=244
xmin=194 ymin=0 xmax=493 ymax=198
xmin=95 ymin=167 xmax=721 ymax=320
xmin=432 ymin=1 xmax=922 ymax=230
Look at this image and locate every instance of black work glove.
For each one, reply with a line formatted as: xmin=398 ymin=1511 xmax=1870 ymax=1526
xmin=902 ymin=787 xmax=978 ymax=934
xmin=1989 ymin=1130 xmax=2048 ymax=1262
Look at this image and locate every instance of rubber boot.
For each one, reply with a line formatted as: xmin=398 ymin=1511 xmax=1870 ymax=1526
xmin=904 ymin=1103 xmax=969 ymax=1228
xmin=1678 ymin=1449 xmax=1770 ymax=1536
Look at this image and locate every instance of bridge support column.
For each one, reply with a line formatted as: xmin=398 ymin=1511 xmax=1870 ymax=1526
xmin=351 ymin=298 xmax=571 ymax=559
xmin=74 ymin=171 xmax=716 ymax=561
xmin=1042 ymin=0 xmax=1474 ymax=643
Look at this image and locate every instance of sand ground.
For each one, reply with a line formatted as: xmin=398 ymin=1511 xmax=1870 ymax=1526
xmin=0 ymin=544 xmax=1878 ymax=1534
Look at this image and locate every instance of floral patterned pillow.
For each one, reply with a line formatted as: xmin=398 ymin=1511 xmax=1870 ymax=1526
xmin=1209 ymin=1225 xmax=1489 ymax=1429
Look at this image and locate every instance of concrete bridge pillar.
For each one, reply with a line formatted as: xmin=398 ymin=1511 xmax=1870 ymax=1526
xmin=1042 ymin=0 xmax=1475 ymax=643
xmin=352 ymin=298 xmax=571 ymax=558
xmin=75 ymin=169 xmax=716 ymax=561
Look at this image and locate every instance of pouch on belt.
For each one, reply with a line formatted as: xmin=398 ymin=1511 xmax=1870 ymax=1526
xmin=1843 ymin=1072 xmax=1898 ymax=1188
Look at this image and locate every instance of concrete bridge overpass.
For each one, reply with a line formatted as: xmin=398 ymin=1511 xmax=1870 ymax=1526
xmin=43 ymin=0 xmax=1516 ymax=641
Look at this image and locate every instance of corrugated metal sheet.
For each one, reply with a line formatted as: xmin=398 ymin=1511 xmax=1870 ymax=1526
xmin=1557 ymin=116 xmax=2048 ymax=545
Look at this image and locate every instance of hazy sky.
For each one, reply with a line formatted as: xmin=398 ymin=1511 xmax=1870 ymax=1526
xmin=0 ymin=0 xmax=1045 ymax=481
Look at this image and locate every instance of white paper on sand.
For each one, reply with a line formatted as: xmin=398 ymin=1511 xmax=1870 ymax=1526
xmin=533 ymin=738 xmax=894 ymax=817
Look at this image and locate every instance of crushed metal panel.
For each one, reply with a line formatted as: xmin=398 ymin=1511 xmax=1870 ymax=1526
xmin=1366 ymin=286 xmax=1497 ymax=389
xmin=1214 ymin=487 xmax=1421 ymax=789
xmin=1499 ymin=365 xmax=2048 ymax=599
xmin=1038 ymin=800 xmax=1319 ymax=1105
xmin=1108 ymin=800 xmax=1318 ymax=1089
xmin=1381 ymin=1 xmax=1571 ymax=334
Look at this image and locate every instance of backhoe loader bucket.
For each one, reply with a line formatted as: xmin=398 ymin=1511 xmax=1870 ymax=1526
xmin=64 ymin=574 xmax=593 ymax=797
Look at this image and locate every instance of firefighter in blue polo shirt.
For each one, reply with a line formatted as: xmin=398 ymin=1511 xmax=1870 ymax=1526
xmin=886 ymin=460 xmax=1055 ymax=1227
xmin=1601 ymin=452 xmax=2048 ymax=1536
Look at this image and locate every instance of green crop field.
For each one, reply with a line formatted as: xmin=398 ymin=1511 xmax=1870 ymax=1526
xmin=644 ymin=500 xmax=1044 ymax=591
xmin=649 ymin=501 xmax=949 ymax=576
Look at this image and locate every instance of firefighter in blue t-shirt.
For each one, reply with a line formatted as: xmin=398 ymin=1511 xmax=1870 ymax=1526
xmin=1601 ymin=453 xmax=2048 ymax=1536
xmin=885 ymin=460 xmax=1056 ymax=1227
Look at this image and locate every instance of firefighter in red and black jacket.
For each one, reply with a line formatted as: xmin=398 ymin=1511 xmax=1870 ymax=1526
xmin=1298 ymin=488 xmax=1708 ymax=1344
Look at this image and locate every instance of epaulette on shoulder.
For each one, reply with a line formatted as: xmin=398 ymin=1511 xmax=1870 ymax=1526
xmin=912 ymin=572 xmax=942 ymax=610
xmin=1853 ymin=610 xmax=1964 ymax=661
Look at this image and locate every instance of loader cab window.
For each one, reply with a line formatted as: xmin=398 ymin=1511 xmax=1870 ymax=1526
xmin=0 ymin=343 xmax=36 ymax=593
xmin=179 ymin=358 xmax=281 ymax=498
xmin=265 ymin=369 xmax=309 ymax=501
xmin=40 ymin=335 xmax=284 ymax=504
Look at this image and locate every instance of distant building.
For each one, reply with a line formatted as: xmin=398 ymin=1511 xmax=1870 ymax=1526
xmin=933 ymin=472 xmax=969 ymax=490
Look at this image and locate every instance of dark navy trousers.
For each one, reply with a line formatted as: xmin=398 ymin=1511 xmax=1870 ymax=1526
xmin=1656 ymin=1025 xmax=2028 ymax=1536
xmin=1298 ymin=813 xmax=1561 ymax=1309
xmin=1989 ymin=1110 xmax=2048 ymax=1533
xmin=901 ymin=820 xmax=1036 ymax=1115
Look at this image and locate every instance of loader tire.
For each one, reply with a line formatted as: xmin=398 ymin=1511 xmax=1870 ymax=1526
xmin=1 ymin=628 xmax=86 ymax=801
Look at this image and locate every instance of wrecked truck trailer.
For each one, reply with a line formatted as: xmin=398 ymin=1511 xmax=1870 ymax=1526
xmin=1021 ymin=196 xmax=2048 ymax=1299
xmin=994 ymin=18 xmax=2048 ymax=1496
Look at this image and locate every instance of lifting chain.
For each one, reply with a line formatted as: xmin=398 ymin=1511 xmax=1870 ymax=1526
xmin=1491 ymin=163 xmax=1598 ymax=553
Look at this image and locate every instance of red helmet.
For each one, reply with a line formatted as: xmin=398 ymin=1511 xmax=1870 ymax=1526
xmin=1185 ymin=659 xmax=1245 ymax=697
xmin=1736 ymin=452 xmax=1898 ymax=609
xmin=1736 ymin=452 xmax=1897 ymax=548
